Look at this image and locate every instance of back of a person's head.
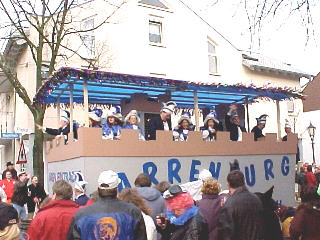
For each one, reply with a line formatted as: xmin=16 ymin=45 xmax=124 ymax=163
xmin=227 ymin=170 xmax=245 ymax=189
xmin=307 ymin=165 xmax=312 ymax=172
xmin=52 ymin=180 xmax=73 ymax=200
xmin=301 ymin=186 xmax=318 ymax=202
xmin=201 ymin=178 xmax=221 ymax=195
xmin=134 ymin=173 xmax=151 ymax=187
xmin=154 ymin=181 xmax=171 ymax=193
xmin=118 ymin=188 xmax=152 ymax=216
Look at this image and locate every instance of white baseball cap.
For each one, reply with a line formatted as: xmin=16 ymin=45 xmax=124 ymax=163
xmin=98 ymin=170 xmax=121 ymax=190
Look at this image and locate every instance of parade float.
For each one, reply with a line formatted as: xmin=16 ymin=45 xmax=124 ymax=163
xmin=34 ymin=67 xmax=302 ymax=205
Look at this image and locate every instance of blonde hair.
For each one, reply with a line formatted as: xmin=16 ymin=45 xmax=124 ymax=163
xmin=201 ymin=179 xmax=221 ymax=195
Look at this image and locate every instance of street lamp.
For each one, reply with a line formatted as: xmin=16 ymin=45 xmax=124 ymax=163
xmin=308 ymin=122 xmax=316 ymax=164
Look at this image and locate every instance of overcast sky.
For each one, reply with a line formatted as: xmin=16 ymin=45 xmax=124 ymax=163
xmin=185 ymin=0 xmax=319 ymax=76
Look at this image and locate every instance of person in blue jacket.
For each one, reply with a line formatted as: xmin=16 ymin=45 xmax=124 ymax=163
xmin=102 ymin=106 xmax=122 ymax=140
xmin=123 ymin=110 xmax=145 ymax=140
xmin=73 ymin=172 xmax=89 ymax=206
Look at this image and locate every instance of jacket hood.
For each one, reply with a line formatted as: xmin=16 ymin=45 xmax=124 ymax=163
xmin=136 ymin=187 xmax=161 ymax=201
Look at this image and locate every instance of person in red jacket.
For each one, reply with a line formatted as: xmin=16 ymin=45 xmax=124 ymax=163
xmin=306 ymin=165 xmax=317 ymax=187
xmin=0 ymin=171 xmax=16 ymax=203
xmin=27 ymin=180 xmax=79 ymax=240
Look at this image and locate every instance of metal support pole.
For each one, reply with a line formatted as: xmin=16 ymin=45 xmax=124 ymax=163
xmin=276 ymin=100 xmax=281 ymax=140
xmin=312 ymin=140 xmax=315 ymax=164
xmin=194 ymin=90 xmax=199 ymax=131
xmin=69 ymin=85 xmax=74 ymax=134
xmin=57 ymin=97 xmax=61 ymax=126
xmin=83 ymin=80 xmax=89 ymax=127
xmin=245 ymin=97 xmax=250 ymax=131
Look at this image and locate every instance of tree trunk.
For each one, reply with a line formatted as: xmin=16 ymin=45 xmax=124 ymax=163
xmin=33 ymin=110 xmax=45 ymax=185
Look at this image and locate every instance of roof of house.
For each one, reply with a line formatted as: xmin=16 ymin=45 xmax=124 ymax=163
xmin=242 ymin=52 xmax=313 ymax=79
xmin=302 ymin=72 xmax=320 ymax=112
xmin=138 ymin=0 xmax=169 ymax=9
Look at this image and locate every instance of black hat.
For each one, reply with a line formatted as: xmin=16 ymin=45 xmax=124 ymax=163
xmin=6 ymin=162 xmax=13 ymax=167
xmin=163 ymin=185 xmax=187 ymax=199
xmin=0 ymin=203 xmax=18 ymax=230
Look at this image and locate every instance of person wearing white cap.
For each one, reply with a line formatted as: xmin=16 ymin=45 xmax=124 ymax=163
xmin=173 ymin=111 xmax=194 ymax=141
xmin=73 ymin=172 xmax=89 ymax=206
xmin=201 ymin=109 xmax=222 ymax=142
xmin=36 ymin=110 xmax=78 ymax=144
xmin=88 ymin=108 xmax=103 ymax=128
xmin=148 ymin=101 xmax=177 ymax=140
xmin=102 ymin=106 xmax=123 ymax=140
xmin=225 ymin=104 xmax=247 ymax=141
xmin=123 ymin=110 xmax=145 ymax=141
xmin=67 ymin=170 xmax=147 ymax=240
xmin=180 ymin=169 xmax=213 ymax=201
xmin=282 ymin=119 xmax=292 ymax=142
xmin=251 ymin=114 xmax=268 ymax=141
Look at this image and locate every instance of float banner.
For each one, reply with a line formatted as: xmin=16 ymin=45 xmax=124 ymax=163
xmin=47 ymin=154 xmax=295 ymax=205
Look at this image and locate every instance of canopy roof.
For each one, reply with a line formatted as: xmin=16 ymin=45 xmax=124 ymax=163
xmin=33 ymin=67 xmax=303 ymax=108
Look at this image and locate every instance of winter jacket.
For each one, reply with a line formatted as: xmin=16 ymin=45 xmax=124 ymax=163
xmin=142 ymin=212 xmax=157 ymax=240
xmin=27 ymin=199 xmax=79 ymax=240
xmin=136 ymin=187 xmax=166 ymax=220
xmin=11 ymin=179 xmax=29 ymax=207
xmin=67 ymin=196 xmax=147 ymax=240
xmin=157 ymin=211 xmax=209 ymax=240
xmin=74 ymin=194 xmax=89 ymax=206
xmin=197 ymin=194 xmax=222 ymax=240
xmin=27 ymin=184 xmax=47 ymax=213
xmin=45 ymin=123 xmax=78 ymax=144
xmin=217 ymin=186 xmax=264 ymax=240
xmin=2 ymin=169 xmax=17 ymax=180
xmin=225 ymin=114 xmax=246 ymax=141
xmin=0 ymin=187 xmax=7 ymax=203
xmin=0 ymin=179 xmax=16 ymax=202
xmin=251 ymin=126 xmax=264 ymax=141
xmin=306 ymin=172 xmax=317 ymax=187
xmin=315 ymin=172 xmax=320 ymax=185
xmin=148 ymin=116 xmax=172 ymax=140
xmin=290 ymin=203 xmax=320 ymax=240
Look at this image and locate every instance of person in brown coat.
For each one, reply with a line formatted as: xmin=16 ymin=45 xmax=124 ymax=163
xmin=290 ymin=186 xmax=320 ymax=240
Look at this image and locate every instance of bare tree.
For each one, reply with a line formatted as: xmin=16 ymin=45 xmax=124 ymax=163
xmin=204 ymin=0 xmax=318 ymax=49
xmin=0 ymin=0 xmax=126 ymax=183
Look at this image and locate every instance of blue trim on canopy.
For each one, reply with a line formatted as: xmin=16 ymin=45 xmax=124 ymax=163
xmin=33 ymin=67 xmax=303 ymax=108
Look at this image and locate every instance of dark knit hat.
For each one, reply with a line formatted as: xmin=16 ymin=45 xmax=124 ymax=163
xmin=0 ymin=202 xmax=18 ymax=230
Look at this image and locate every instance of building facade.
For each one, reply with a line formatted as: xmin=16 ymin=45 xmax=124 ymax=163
xmin=0 ymin=0 xmax=312 ymax=174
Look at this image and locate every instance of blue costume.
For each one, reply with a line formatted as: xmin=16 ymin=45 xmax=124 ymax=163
xmin=102 ymin=124 xmax=122 ymax=140
xmin=123 ymin=124 xmax=145 ymax=140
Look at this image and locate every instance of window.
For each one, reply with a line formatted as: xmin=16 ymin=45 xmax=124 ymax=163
xmin=208 ymin=40 xmax=218 ymax=74
xmin=149 ymin=20 xmax=162 ymax=44
xmin=81 ymin=18 xmax=95 ymax=59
